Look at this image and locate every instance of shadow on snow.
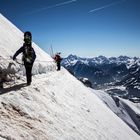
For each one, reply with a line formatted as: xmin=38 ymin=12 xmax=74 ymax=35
xmin=0 ymin=83 xmax=27 ymax=95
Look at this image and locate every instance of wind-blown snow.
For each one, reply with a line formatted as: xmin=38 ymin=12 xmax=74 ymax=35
xmin=0 ymin=13 xmax=140 ymax=139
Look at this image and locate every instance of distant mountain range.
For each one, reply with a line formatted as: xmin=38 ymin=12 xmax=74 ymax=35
xmin=62 ymin=55 xmax=140 ymax=99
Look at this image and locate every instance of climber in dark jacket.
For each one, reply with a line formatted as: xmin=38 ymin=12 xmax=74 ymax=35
xmin=53 ymin=53 xmax=62 ymax=71
xmin=13 ymin=31 xmax=36 ymax=85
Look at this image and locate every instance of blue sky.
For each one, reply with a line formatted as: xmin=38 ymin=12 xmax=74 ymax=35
xmin=0 ymin=0 xmax=140 ymax=57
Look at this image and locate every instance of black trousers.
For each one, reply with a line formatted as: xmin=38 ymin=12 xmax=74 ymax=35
xmin=57 ymin=62 xmax=61 ymax=70
xmin=24 ymin=62 xmax=33 ymax=84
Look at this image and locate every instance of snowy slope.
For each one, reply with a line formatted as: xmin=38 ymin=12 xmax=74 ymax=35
xmin=0 ymin=13 xmax=140 ymax=139
xmin=0 ymin=14 xmax=52 ymax=61
xmin=119 ymin=98 xmax=140 ymax=131
xmin=91 ymin=89 xmax=140 ymax=134
xmin=0 ymin=13 xmax=55 ymax=75
xmin=0 ymin=69 xmax=140 ymax=140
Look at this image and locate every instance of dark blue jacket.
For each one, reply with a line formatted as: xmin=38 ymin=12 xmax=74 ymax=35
xmin=13 ymin=45 xmax=36 ymax=64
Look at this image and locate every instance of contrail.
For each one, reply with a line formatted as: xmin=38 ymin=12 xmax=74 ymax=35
xmin=89 ymin=0 xmax=126 ymax=13
xmin=26 ymin=0 xmax=77 ymax=15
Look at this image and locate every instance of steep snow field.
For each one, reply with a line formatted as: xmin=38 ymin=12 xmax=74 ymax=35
xmin=0 ymin=13 xmax=54 ymax=76
xmin=0 ymin=69 xmax=140 ymax=140
xmin=91 ymin=89 xmax=140 ymax=134
xmin=0 ymin=13 xmax=140 ymax=140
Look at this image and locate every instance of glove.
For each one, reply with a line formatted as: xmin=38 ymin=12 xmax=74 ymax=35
xmin=13 ymin=56 xmax=16 ymax=61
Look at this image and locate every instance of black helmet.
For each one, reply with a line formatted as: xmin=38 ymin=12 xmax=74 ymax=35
xmin=24 ymin=31 xmax=32 ymax=44
xmin=24 ymin=31 xmax=32 ymax=38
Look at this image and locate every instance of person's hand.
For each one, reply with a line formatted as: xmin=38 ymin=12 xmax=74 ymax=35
xmin=13 ymin=57 xmax=16 ymax=61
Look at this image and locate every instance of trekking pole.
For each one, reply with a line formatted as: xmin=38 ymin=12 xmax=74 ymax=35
xmin=50 ymin=44 xmax=54 ymax=58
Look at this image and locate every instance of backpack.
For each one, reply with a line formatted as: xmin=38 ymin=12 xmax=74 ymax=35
xmin=54 ymin=54 xmax=62 ymax=62
xmin=22 ymin=45 xmax=35 ymax=63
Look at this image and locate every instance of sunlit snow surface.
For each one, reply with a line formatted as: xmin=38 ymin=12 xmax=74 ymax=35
xmin=0 ymin=13 xmax=140 ymax=140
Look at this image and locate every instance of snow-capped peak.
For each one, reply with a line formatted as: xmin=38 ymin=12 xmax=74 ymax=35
xmin=63 ymin=54 xmax=140 ymax=67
